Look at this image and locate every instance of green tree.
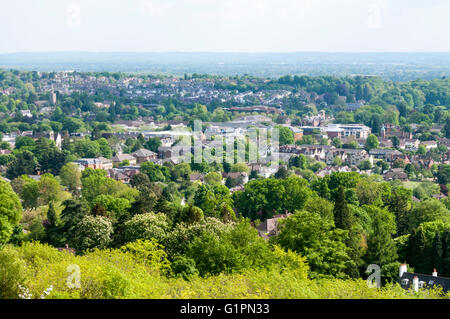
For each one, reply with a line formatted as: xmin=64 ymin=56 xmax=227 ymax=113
xmin=230 ymin=163 xmax=249 ymax=174
xmin=145 ymin=137 xmax=162 ymax=153
xmin=124 ymin=213 xmax=171 ymax=243
xmin=59 ymin=199 xmax=89 ymax=237
xmin=364 ymin=205 xmax=397 ymax=266
xmin=204 ymin=172 xmax=223 ymax=186
xmin=92 ymin=194 xmax=131 ymax=222
xmin=275 ymin=210 xmax=353 ymax=278
xmin=182 ymin=205 xmax=205 ymax=224
xmin=62 ymin=117 xmax=85 ymax=133
xmin=436 ymin=164 xmax=450 ymax=185
xmin=417 ymin=145 xmax=427 ymax=155
xmin=443 ymin=116 xmax=450 ymax=139
xmin=333 ymin=186 xmax=352 ymax=230
xmin=442 ymin=228 xmax=450 ymax=277
xmin=391 ymin=136 xmax=400 ymax=149
xmin=81 ymin=169 xmax=130 ymax=203
xmin=35 ymin=174 xmax=66 ymax=206
xmin=0 ymin=180 xmax=22 ymax=244
xmin=409 ymin=199 xmax=450 ymax=231
xmin=6 ymin=150 xmax=38 ymax=179
xmin=365 ymin=134 xmax=379 ymax=151
xmin=388 ymin=187 xmax=412 ymax=236
xmin=332 ymin=138 xmax=343 ymax=148
xmin=408 ymin=225 xmax=429 ymax=273
xmin=304 ymin=196 xmax=334 ymax=221
xmin=194 ymin=184 xmax=234 ymax=218
xmin=140 ymin=162 xmax=168 ymax=182
xmin=71 ymin=215 xmax=113 ymax=252
xmin=14 ymin=136 xmax=35 ymax=150
xmin=59 ymin=162 xmax=82 ymax=193
xmin=289 ymin=155 xmax=307 ymax=169
xmin=431 ymin=232 xmax=443 ymax=273
xmin=276 ymin=126 xmax=294 ymax=146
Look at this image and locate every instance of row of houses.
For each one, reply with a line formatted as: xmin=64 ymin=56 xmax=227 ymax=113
xmin=190 ymin=172 xmax=250 ymax=185
xmin=73 ymin=149 xmax=158 ymax=171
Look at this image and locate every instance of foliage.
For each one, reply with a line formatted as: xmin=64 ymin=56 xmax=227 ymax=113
xmin=124 ymin=213 xmax=171 ymax=243
xmin=0 ymin=180 xmax=22 ymax=244
xmin=1 ymin=242 xmax=446 ymax=299
xmin=409 ymin=199 xmax=450 ymax=231
xmin=274 ymin=210 xmax=353 ymax=279
xmin=233 ymin=176 xmax=313 ymax=220
xmin=0 ymin=246 xmax=27 ymax=298
xmin=70 ymin=215 xmax=113 ymax=253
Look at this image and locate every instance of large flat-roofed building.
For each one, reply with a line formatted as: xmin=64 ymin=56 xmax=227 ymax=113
xmin=325 ymin=124 xmax=371 ymax=139
xmin=300 ymin=124 xmax=371 ymax=140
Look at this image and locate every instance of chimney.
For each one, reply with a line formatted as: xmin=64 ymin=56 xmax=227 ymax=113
xmin=399 ymin=263 xmax=407 ymax=278
xmin=412 ymin=276 xmax=419 ymax=292
xmin=432 ymin=269 xmax=438 ymax=277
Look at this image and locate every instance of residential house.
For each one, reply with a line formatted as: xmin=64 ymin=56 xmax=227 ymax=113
xmin=438 ymin=137 xmax=450 ymax=150
xmin=286 ymin=126 xmax=303 ymax=142
xmin=377 ymin=138 xmax=393 ymax=149
xmin=316 ymin=166 xmax=355 ymax=178
xmin=132 ymin=149 xmax=158 ymax=164
xmin=249 ymin=164 xmax=278 ymax=178
xmin=97 ymin=157 xmax=113 ymax=170
xmin=73 ymin=158 xmax=103 ymax=170
xmin=409 ymin=155 xmax=434 ymax=169
xmin=398 ymin=264 xmax=450 ymax=293
xmin=340 ymin=136 xmax=366 ymax=148
xmin=255 ymin=213 xmax=292 ymax=240
xmin=222 ymin=172 xmax=249 ymax=185
xmin=112 ymin=153 xmax=137 ymax=166
xmin=108 ymin=169 xmax=131 ymax=183
xmin=369 ymin=149 xmax=403 ymax=162
xmin=190 ymin=173 xmax=205 ymax=183
xmin=34 ymin=100 xmax=49 ymax=108
xmin=384 ymin=168 xmax=408 ymax=181
xmin=0 ymin=149 xmax=11 ymax=155
xmin=381 ymin=123 xmax=412 ymax=139
xmin=420 ymin=140 xmax=438 ymax=150
xmin=326 ymin=149 xmax=372 ymax=166
xmin=399 ymin=138 xmax=420 ymax=151
xmin=280 ymin=144 xmax=332 ymax=161
xmin=158 ymin=146 xmax=173 ymax=159
xmin=33 ymin=131 xmax=63 ymax=149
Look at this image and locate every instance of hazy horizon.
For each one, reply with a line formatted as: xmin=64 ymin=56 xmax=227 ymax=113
xmin=2 ymin=51 xmax=450 ymax=55
xmin=1 ymin=52 xmax=449 ymax=81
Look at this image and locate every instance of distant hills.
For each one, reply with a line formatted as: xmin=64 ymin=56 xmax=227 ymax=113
xmin=0 ymin=52 xmax=449 ymax=81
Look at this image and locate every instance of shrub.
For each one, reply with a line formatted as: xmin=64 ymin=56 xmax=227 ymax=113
xmin=0 ymin=245 xmax=27 ymax=299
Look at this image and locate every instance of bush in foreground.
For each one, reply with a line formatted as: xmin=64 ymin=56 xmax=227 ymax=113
xmin=1 ymin=242 xmax=448 ymax=299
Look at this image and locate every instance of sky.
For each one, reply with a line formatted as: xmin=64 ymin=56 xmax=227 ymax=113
xmin=0 ymin=0 xmax=449 ymax=53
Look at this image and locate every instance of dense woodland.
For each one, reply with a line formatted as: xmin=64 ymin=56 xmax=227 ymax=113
xmin=0 ymin=69 xmax=449 ymax=299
